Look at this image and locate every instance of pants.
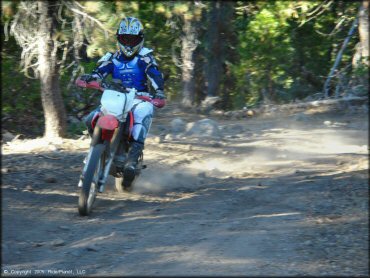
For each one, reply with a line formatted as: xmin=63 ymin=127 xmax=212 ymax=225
xmin=84 ymin=98 xmax=154 ymax=144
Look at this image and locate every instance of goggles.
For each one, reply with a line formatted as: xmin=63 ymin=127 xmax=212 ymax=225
xmin=117 ymin=34 xmax=143 ymax=47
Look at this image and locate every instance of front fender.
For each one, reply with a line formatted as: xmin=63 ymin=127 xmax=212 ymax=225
xmin=97 ymin=115 xmax=119 ymax=130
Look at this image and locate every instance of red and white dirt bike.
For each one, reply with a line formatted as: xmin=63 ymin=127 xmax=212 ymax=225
xmin=75 ymin=76 xmax=165 ymax=216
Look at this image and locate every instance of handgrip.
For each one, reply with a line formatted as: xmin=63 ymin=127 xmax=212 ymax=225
xmin=136 ymin=96 xmax=166 ymax=108
xmin=75 ymin=78 xmax=104 ymax=92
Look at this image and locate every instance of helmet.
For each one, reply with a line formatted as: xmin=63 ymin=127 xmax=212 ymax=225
xmin=116 ymin=17 xmax=144 ymax=58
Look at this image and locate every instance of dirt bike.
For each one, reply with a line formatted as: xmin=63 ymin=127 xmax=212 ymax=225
xmin=75 ymin=75 xmax=165 ymax=216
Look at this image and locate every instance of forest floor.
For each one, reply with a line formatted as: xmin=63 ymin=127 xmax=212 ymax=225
xmin=1 ymin=101 xmax=369 ymax=276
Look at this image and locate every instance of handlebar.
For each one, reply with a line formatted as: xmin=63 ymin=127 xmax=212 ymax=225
xmin=136 ymin=95 xmax=166 ymax=108
xmin=75 ymin=76 xmax=166 ymax=108
xmin=75 ymin=78 xmax=104 ymax=92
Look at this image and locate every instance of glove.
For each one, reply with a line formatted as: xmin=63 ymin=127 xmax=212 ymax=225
xmin=151 ymin=98 xmax=166 ymax=108
xmin=80 ymin=72 xmax=102 ymax=82
xmin=155 ymin=90 xmax=166 ymax=99
xmin=79 ymin=74 xmax=95 ymax=82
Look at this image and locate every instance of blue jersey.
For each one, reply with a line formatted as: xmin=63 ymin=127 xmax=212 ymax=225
xmin=93 ymin=47 xmax=164 ymax=93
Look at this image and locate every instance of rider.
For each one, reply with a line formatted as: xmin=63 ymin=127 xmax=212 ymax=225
xmin=82 ymin=16 xmax=165 ymax=182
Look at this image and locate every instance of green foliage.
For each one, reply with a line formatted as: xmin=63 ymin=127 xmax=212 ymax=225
xmin=1 ymin=48 xmax=42 ymax=117
xmin=67 ymin=121 xmax=86 ymax=137
xmin=232 ymin=0 xmax=362 ymax=106
xmin=1 ymin=43 xmax=43 ymax=135
xmin=233 ymin=1 xmax=295 ymax=105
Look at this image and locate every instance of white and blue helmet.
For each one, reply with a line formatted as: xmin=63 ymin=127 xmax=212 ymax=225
xmin=116 ymin=17 xmax=144 ymax=58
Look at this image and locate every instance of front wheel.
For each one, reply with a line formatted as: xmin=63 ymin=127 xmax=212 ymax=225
xmin=78 ymin=144 xmax=105 ymax=216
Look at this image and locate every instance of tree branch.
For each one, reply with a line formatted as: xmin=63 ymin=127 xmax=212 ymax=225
xmin=315 ymin=16 xmax=347 ymax=37
xmin=306 ymin=0 xmax=331 ymax=17
xmin=299 ymin=0 xmax=334 ymax=27
xmin=323 ymin=16 xmax=359 ymax=98
xmin=63 ymin=1 xmax=113 ymax=39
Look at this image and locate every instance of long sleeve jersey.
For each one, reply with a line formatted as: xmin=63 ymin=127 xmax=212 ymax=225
xmin=93 ymin=47 xmax=164 ymax=95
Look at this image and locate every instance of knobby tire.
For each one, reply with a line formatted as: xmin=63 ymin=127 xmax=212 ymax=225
xmin=78 ymin=144 xmax=105 ymax=216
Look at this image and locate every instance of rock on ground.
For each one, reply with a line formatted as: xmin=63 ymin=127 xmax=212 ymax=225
xmin=185 ymin=118 xmax=221 ymax=138
xmin=170 ymin=118 xmax=187 ymax=134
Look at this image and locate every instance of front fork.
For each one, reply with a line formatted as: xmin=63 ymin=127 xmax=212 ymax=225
xmin=78 ymin=123 xmax=125 ymax=192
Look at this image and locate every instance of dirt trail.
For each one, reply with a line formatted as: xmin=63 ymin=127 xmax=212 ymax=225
xmin=1 ymin=104 xmax=368 ymax=276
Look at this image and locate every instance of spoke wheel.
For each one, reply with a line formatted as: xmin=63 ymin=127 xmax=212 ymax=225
xmin=78 ymin=144 xmax=105 ymax=216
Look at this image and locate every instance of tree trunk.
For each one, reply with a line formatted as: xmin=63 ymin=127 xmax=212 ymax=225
xmin=181 ymin=14 xmax=198 ymax=107
xmin=193 ymin=8 xmax=207 ymax=105
xmin=221 ymin=63 xmax=235 ymax=110
xmin=353 ymin=0 xmax=369 ymax=67
xmin=264 ymin=64 xmax=276 ymax=103
xmin=220 ymin=1 xmax=237 ymax=110
xmin=38 ymin=1 xmax=67 ymax=139
xmin=205 ymin=1 xmax=223 ymax=97
xmin=204 ymin=1 xmax=236 ymax=110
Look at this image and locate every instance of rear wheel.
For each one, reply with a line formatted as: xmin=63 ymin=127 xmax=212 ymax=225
xmin=115 ymin=177 xmax=127 ymax=193
xmin=115 ymin=175 xmax=135 ymax=193
xmin=78 ymin=144 xmax=105 ymax=216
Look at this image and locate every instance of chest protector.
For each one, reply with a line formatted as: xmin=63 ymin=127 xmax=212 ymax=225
xmin=112 ymin=56 xmax=147 ymax=91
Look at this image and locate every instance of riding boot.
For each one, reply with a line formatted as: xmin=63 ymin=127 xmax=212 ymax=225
xmin=87 ymin=127 xmax=93 ymax=138
xmin=124 ymin=141 xmax=144 ymax=181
